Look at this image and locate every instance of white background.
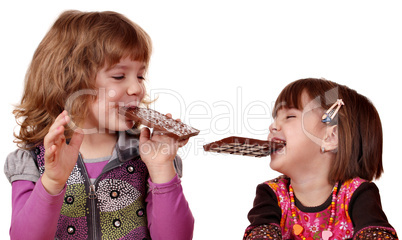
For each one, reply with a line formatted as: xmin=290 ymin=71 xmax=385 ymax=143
xmin=1 ymin=1 xmax=401 ymax=239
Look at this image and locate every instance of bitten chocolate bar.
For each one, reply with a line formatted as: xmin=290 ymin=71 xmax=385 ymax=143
xmin=121 ymin=107 xmax=200 ymax=140
xmin=203 ymin=136 xmax=286 ymax=157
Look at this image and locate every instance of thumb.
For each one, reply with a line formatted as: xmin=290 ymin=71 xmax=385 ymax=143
xmin=69 ymin=128 xmax=84 ymax=150
xmin=139 ymin=128 xmax=151 ymax=145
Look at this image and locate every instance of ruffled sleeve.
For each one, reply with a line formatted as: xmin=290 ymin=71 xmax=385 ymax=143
xmin=353 ymin=226 xmax=398 ymax=239
xmin=244 ymin=224 xmax=282 ymax=240
xmin=4 ymin=148 xmax=40 ymax=183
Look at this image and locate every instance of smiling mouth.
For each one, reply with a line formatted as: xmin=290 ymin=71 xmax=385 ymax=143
xmin=269 ymin=138 xmax=286 ymax=155
xmin=271 ymin=146 xmax=286 ymax=155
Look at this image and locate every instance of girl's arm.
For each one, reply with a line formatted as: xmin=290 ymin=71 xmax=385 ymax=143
xmin=138 ymin=114 xmax=194 ymax=239
xmin=6 ymin=110 xmax=83 ymax=239
xmin=10 ymin=178 xmax=66 ymax=240
xmin=349 ymin=182 xmax=398 ymax=239
xmin=42 ymin=110 xmax=83 ymax=195
xmin=243 ymin=183 xmax=282 ymax=240
xmin=146 ymin=174 xmax=194 ymax=240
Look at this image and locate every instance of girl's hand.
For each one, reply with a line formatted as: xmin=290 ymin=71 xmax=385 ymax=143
xmin=139 ymin=114 xmax=189 ymax=184
xmin=42 ymin=110 xmax=84 ymax=195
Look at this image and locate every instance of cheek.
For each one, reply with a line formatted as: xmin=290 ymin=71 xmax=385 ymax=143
xmin=90 ymin=99 xmax=101 ymax=115
xmin=302 ymin=112 xmax=323 ymax=135
xmin=139 ymin=84 xmax=146 ymax=100
xmin=105 ymin=88 xmax=121 ymax=102
xmin=304 ymin=122 xmax=326 ymax=142
xmin=103 ymin=89 xmax=127 ymax=108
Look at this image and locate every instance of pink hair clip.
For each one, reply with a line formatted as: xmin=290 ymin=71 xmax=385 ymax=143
xmin=322 ymin=99 xmax=344 ymax=123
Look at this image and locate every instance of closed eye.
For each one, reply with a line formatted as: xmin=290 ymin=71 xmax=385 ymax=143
xmin=112 ymin=75 xmax=125 ymax=80
xmin=286 ymin=115 xmax=296 ymax=119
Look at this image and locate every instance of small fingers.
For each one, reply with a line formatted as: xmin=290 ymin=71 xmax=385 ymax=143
xmin=177 ymin=138 xmax=189 ymax=148
xmin=45 ymin=110 xmax=71 ymax=146
xmin=150 ymin=133 xmax=167 ymax=144
xmin=139 ymin=128 xmax=151 ymax=145
xmin=44 ymin=127 xmax=66 ymax=163
xmin=44 ymin=111 xmax=69 ymax=162
xmin=49 ymin=110 xmax=69 ymax=132
xmin=44 ymin=125 xmax=65 ymax=148
xmin=152 ymin=130 xmax=168 ymax=137
xmin=54 ymin=132 xmax=66 ymax=146
xmin=55 ymin=110 xmax=68 ymax=121
xmin=165 ymin=113 xmax=181 ymax=122
xmin=44 ymin=144 xmax=56 ymax=163
xmin=69 ymin=128 xmax=84 ymax=150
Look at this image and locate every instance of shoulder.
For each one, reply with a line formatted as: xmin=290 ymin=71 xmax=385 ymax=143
xmin=252 ymin=175 xmax=289 ymax=205
xmin=247 ymin=176 xmax=284 ymax=226
xmin=347 ymin=179 xmax=394 ymax=231
xmin=352 ymin=181 xmax=379 ymax=196
xmin=349 ymin=180 xmax=380 ymax=208
xmin=263 ymin=175 xmax=289 ymax=194
xmin=345 ymin=178 xmax=378 ymax=206
xmin=340 ymin=177 xmax=367 ymax=194
xmin=4 ymin=148 xmax=40 ymax=183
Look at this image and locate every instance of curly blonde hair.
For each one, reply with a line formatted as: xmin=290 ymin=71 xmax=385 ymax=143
xmin=13 ymin=10 xmax=152 ymax=148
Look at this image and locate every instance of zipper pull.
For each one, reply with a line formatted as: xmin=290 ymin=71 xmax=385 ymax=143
xmin=89 ymin=184 xmax=97 ymax=199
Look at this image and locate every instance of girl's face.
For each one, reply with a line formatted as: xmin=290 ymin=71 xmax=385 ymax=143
xmin=85 ymin=57 xmax=146 ymax=133
xmin=268 ymin=91 xmax=327 ymax=176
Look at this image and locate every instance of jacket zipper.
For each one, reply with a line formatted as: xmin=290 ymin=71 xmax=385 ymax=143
xmin=89 ymin=184 xmax=97 ymax=199
xmin=90 ymin=183 xmax=98 ymax=240
xmin=79 ymin=153 xmax=126 ymax=240
xmin=79 ymin=154 xmax=99 ymax=240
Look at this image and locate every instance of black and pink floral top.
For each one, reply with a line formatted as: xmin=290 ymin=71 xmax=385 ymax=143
xmin=244 ymin=175 xmax=398 ymax=240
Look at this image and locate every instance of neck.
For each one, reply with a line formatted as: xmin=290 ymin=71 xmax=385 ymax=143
xmin=290 ymin=176 xmax=334 ymax=207
xmin=286 ymin=152 xmax=335 ymax=206
xmin=80 ymin=131 xmax=118 ymax=159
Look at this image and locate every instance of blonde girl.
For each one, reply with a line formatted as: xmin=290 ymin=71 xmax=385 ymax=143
xmin=5 ymin=10 xmax=194 ymax=240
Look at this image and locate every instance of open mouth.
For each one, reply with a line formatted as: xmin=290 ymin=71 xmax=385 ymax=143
xmin=119 ymin=106 xmax=138 ymax=117
xmin=271 ymin=146 xmax=286 ymax=155
xmin=270 ymin=138 xmax=286 ymax=155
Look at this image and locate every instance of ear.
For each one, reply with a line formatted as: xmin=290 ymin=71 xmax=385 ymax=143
xmin=321 ymin=125 xmax=338 ymax=153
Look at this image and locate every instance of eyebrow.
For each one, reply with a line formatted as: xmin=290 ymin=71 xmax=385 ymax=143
xmin=107 ymin=64 xmax=146 ymax=72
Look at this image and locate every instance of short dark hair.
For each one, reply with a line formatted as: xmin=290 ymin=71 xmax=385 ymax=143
xmin=273 ymin=78 xmax=383 ymax=183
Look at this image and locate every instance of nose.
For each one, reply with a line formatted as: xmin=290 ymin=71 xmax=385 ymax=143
xmin=269 ymin=119 xmax=280 ymax=133
xmin=127 ymin=77 xmax=144 ymax=96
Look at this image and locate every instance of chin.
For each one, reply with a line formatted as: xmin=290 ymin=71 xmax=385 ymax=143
xmin=108 ymin=120 xmax=134 ymax=132
xmin=269 ymin=154 xmax=285 ymax=173
xmin=269 ymin=159 xmax=279 ymax=172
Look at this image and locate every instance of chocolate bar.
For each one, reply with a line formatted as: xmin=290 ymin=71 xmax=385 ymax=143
xmin=121 ymin=107 xmax=200 ymax=140
xmin=203 ymin=136 xmax=286 ymax=158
